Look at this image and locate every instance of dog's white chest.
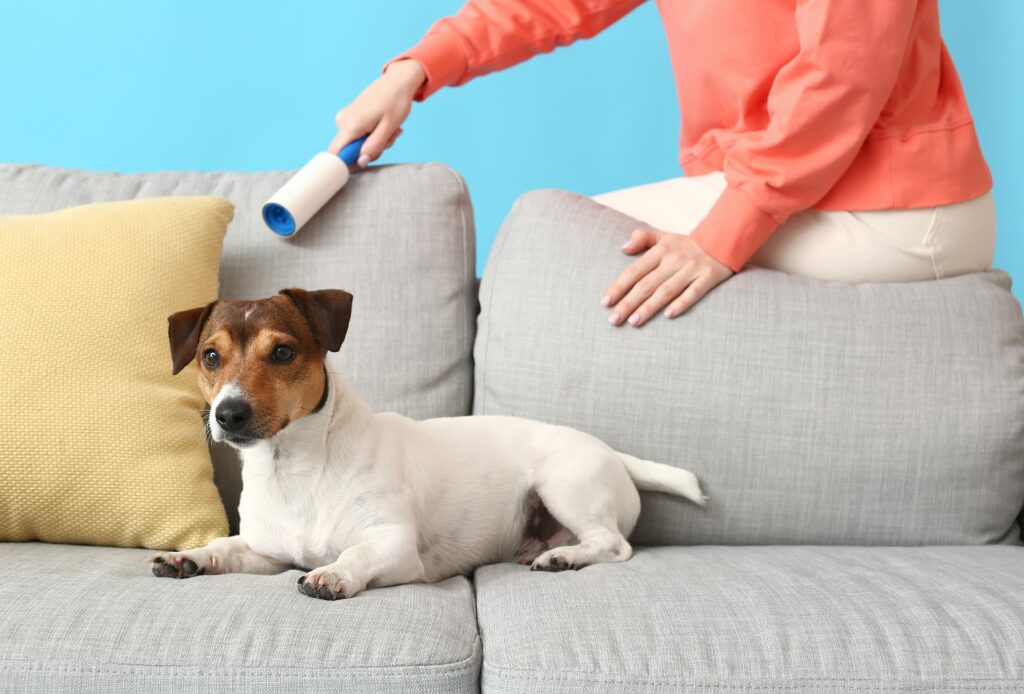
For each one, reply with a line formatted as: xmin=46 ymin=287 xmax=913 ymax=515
xmin=239 ymin=498 xmax=328 ymax=570
xmin=242 ymin=522 xmax=332 ymax=570
xmin=236 ymin=441 xmax=361 ymax=570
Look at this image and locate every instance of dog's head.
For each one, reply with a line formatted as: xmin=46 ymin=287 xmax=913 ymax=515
xmin=167 ymin=288 xmax=353 ymax=448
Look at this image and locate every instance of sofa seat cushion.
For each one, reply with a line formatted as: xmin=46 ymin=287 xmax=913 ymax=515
xmin=0 ymin=542 xmax=480 ymax=693
xmin=474 ymin=546 xmax=1024 ymax=693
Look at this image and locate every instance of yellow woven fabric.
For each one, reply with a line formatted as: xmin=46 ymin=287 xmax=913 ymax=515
xmin=0 ymin=197 xmax=232 ymax=550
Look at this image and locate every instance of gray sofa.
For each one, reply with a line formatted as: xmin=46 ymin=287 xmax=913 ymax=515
xmin=1 ymin=163 xmax=1022 ymax=693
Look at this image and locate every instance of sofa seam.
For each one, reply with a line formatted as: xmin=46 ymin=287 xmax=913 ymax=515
xmin=481 ymin=664 xmax=1024 ymax=690
xmin=436 ymin=161 xmax=478 ymax=415
xmin=476 ymin=194 xmax=523 ymax=415
xmin=0 ymin=622 xmax=482 ymax=682
xmin=0 ymin=650 xmax=481 ymax=679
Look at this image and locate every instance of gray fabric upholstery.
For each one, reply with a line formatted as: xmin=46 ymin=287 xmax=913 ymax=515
xmin=6 ymin=167 xmax=1024 ymax=694
xmin=0 ymin=542 xmax=480 ymax=693
xmin=475 ymin=189 xmax=1024 ymax=546
xmin=0 ymin=163 xmax=478 ymax=532
xmin=475 ymin=546 xmax=1024 ymax=693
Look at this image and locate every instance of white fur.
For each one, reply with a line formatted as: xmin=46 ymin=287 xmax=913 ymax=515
xmin=153 ymin=364 xmax=705 ymax=598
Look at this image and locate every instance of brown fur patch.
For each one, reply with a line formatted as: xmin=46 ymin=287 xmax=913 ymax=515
xmin=194 ymin=295 xmax=328 ymax=439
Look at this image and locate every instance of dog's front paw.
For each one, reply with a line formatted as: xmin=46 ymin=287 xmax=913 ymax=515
xmin=297 ymin=567 xmax=359 ymax=600
xmin=149 ymin=552 xmax=207 ymax=579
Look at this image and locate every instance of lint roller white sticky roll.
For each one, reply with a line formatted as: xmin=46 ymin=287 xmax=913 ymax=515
xmin=262 ymin=135 xmax=367 ymax=237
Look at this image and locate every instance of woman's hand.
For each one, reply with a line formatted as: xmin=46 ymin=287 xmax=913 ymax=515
xmin=602 ymin=229 xmax=733 ymax=327
xmin=329 ymin=60 xmax=426 ymax=166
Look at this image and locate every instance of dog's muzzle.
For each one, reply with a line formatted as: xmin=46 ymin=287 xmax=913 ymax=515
xmin=214 ymin=397 xmax=258 ymax=445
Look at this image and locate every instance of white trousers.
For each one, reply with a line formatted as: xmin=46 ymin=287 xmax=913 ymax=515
xmin=593 ymin=172 xmax=996 ymax=283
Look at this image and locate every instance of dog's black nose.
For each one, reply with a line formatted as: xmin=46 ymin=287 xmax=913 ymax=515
xmin=215 ymin=398 xmax=252 ymax=433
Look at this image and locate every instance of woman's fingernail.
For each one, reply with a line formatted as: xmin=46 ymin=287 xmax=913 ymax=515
xmin=357 ymin=154 xmax=370 ymax=168
xmin=628 ymin=313 xmax=640 ymax=326
xmin=601 ymin=295 xmax=612 ymax=307
xmin=608 ymin=313 xmax=620 ymax=325
xmin=664 ymin=308 xmax=676 ymax=319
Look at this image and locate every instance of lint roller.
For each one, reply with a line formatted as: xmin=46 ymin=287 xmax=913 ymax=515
xmin=262 ymin=135 xmax=368 ymax=237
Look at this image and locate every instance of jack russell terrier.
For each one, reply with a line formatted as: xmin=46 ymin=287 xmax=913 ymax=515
xmin=150 ymin=289 xmax=705 ymax=600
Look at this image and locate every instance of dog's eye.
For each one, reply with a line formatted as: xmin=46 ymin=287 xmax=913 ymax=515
xmin=271 ymin=345 xmax=295 ymax=363
xmin=202 ymin=349 xmax=220 ymax=369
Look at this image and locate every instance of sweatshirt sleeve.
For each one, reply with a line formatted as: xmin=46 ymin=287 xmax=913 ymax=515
xmin=690 ymin=0 xmax=919 ymax=271
xmin=383 ymin=0 xmax=645 ymax=100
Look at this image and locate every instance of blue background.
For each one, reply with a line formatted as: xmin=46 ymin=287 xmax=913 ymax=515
xmin=1 ymin=1 xmax=1020 ymax=281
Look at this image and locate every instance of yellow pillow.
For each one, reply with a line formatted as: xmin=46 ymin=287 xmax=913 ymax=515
xmin=0 ymin=197 xmax=232 ymax=550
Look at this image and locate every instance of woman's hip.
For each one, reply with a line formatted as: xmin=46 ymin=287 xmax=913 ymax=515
xmin=592 ymin=173 xmax=996 ymax=283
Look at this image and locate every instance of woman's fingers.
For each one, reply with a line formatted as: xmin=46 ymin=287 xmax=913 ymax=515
xmin=329 ymin=128 xmax=369 ymax=157
xmin=329 ymin=121 xmax=402 ymax=167
xmin=602 ymin=245 xmax=663 ymax=309
xmin=329 ymin=107 xmax=370 ymax=155
xmin=664 ymin=273 xmax=716 ymax=318
xmin=328 ymin=129 xmax=355 ymax=155
xmin=604 ymin=233 xmax=734 ymax=327
xmin=608 ymin=259 xmax=681 ymax=326
xmin=359 ymin=116 xmax=401 ymax=166
xmin=629 ymin=268 xmax=698 ymax=327
xmin=384 ymin=127 xmax=404 ymax=150
xmin=622 ymin=228 xmax=661 ymax=255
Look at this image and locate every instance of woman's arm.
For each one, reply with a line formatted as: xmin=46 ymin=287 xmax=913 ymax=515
xmin=605 ymin=0 xmax=920 ymax=326
xmin=388 ymin=0 xmax=645 ymax=100
xmin=333 ymin=0 xmax=644 ymax=160
xmin=690 ymin=0 xmax=920 ymax=272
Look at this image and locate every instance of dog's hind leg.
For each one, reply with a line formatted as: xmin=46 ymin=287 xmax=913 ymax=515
xmin=528 ymin=433 xmax=642 ymax=573
xmin=530 ymin=523 xmax=631 ymax=572
xmin=150 ymin=535 xmax=289 ymax=578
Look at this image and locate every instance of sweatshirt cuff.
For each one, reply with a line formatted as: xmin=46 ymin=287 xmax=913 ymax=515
xmin=689 ymin=184 xmax=781 ymax=272
xmin=383 ymin=32 xmax=468 ymax=101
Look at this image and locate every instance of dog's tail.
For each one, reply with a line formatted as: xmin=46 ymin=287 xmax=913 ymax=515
xmin=617 ymin=452 xmax=707 ymax=506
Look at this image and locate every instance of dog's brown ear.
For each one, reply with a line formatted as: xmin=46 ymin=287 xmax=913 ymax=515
xmin=280 ymin=288 xmax=353 ymax=352
xmin=167 ymin=301 xmax=217 ymax=375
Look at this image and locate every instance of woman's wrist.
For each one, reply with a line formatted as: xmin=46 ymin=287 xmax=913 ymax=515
xmin=384 ymin=59 xmax=427 ymax=99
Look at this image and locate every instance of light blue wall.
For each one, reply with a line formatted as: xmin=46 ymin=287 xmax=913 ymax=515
xmin=1 ymin=1 xmax=1020 ymax=283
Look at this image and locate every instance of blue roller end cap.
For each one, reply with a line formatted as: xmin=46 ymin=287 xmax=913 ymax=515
xmin=338 ymin=135 xmax=369 ymax=167
xmin=263 ymin=203 xmax=296 ymax=236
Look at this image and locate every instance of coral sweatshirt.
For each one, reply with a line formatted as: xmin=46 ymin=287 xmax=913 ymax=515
xmin=386 ymin=0 xmax=991 ymax=271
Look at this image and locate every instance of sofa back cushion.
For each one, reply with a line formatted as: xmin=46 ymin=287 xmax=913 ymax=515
xmin=0 ymin=163 xmax=478 ymax=531
xmin=474 ymin=190 xmax=1024 ymax=546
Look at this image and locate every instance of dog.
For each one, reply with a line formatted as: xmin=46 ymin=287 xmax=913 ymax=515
xmin=150 ymin=289 xmax=705 ymax=600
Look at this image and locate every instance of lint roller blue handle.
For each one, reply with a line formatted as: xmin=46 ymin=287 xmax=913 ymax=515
xmin=338 ymin=135 xmax=368 ymax=166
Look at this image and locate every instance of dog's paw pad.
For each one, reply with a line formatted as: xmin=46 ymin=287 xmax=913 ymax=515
xmin=150 ymin=554 xmax=205 ymax=579
xmin=151 ymin=556 xmax=180 ymax=578
xmin=297 ymin=572 xmax=346 ymax=601
xmin=530 ymin=554 xmax=575 ymax=572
